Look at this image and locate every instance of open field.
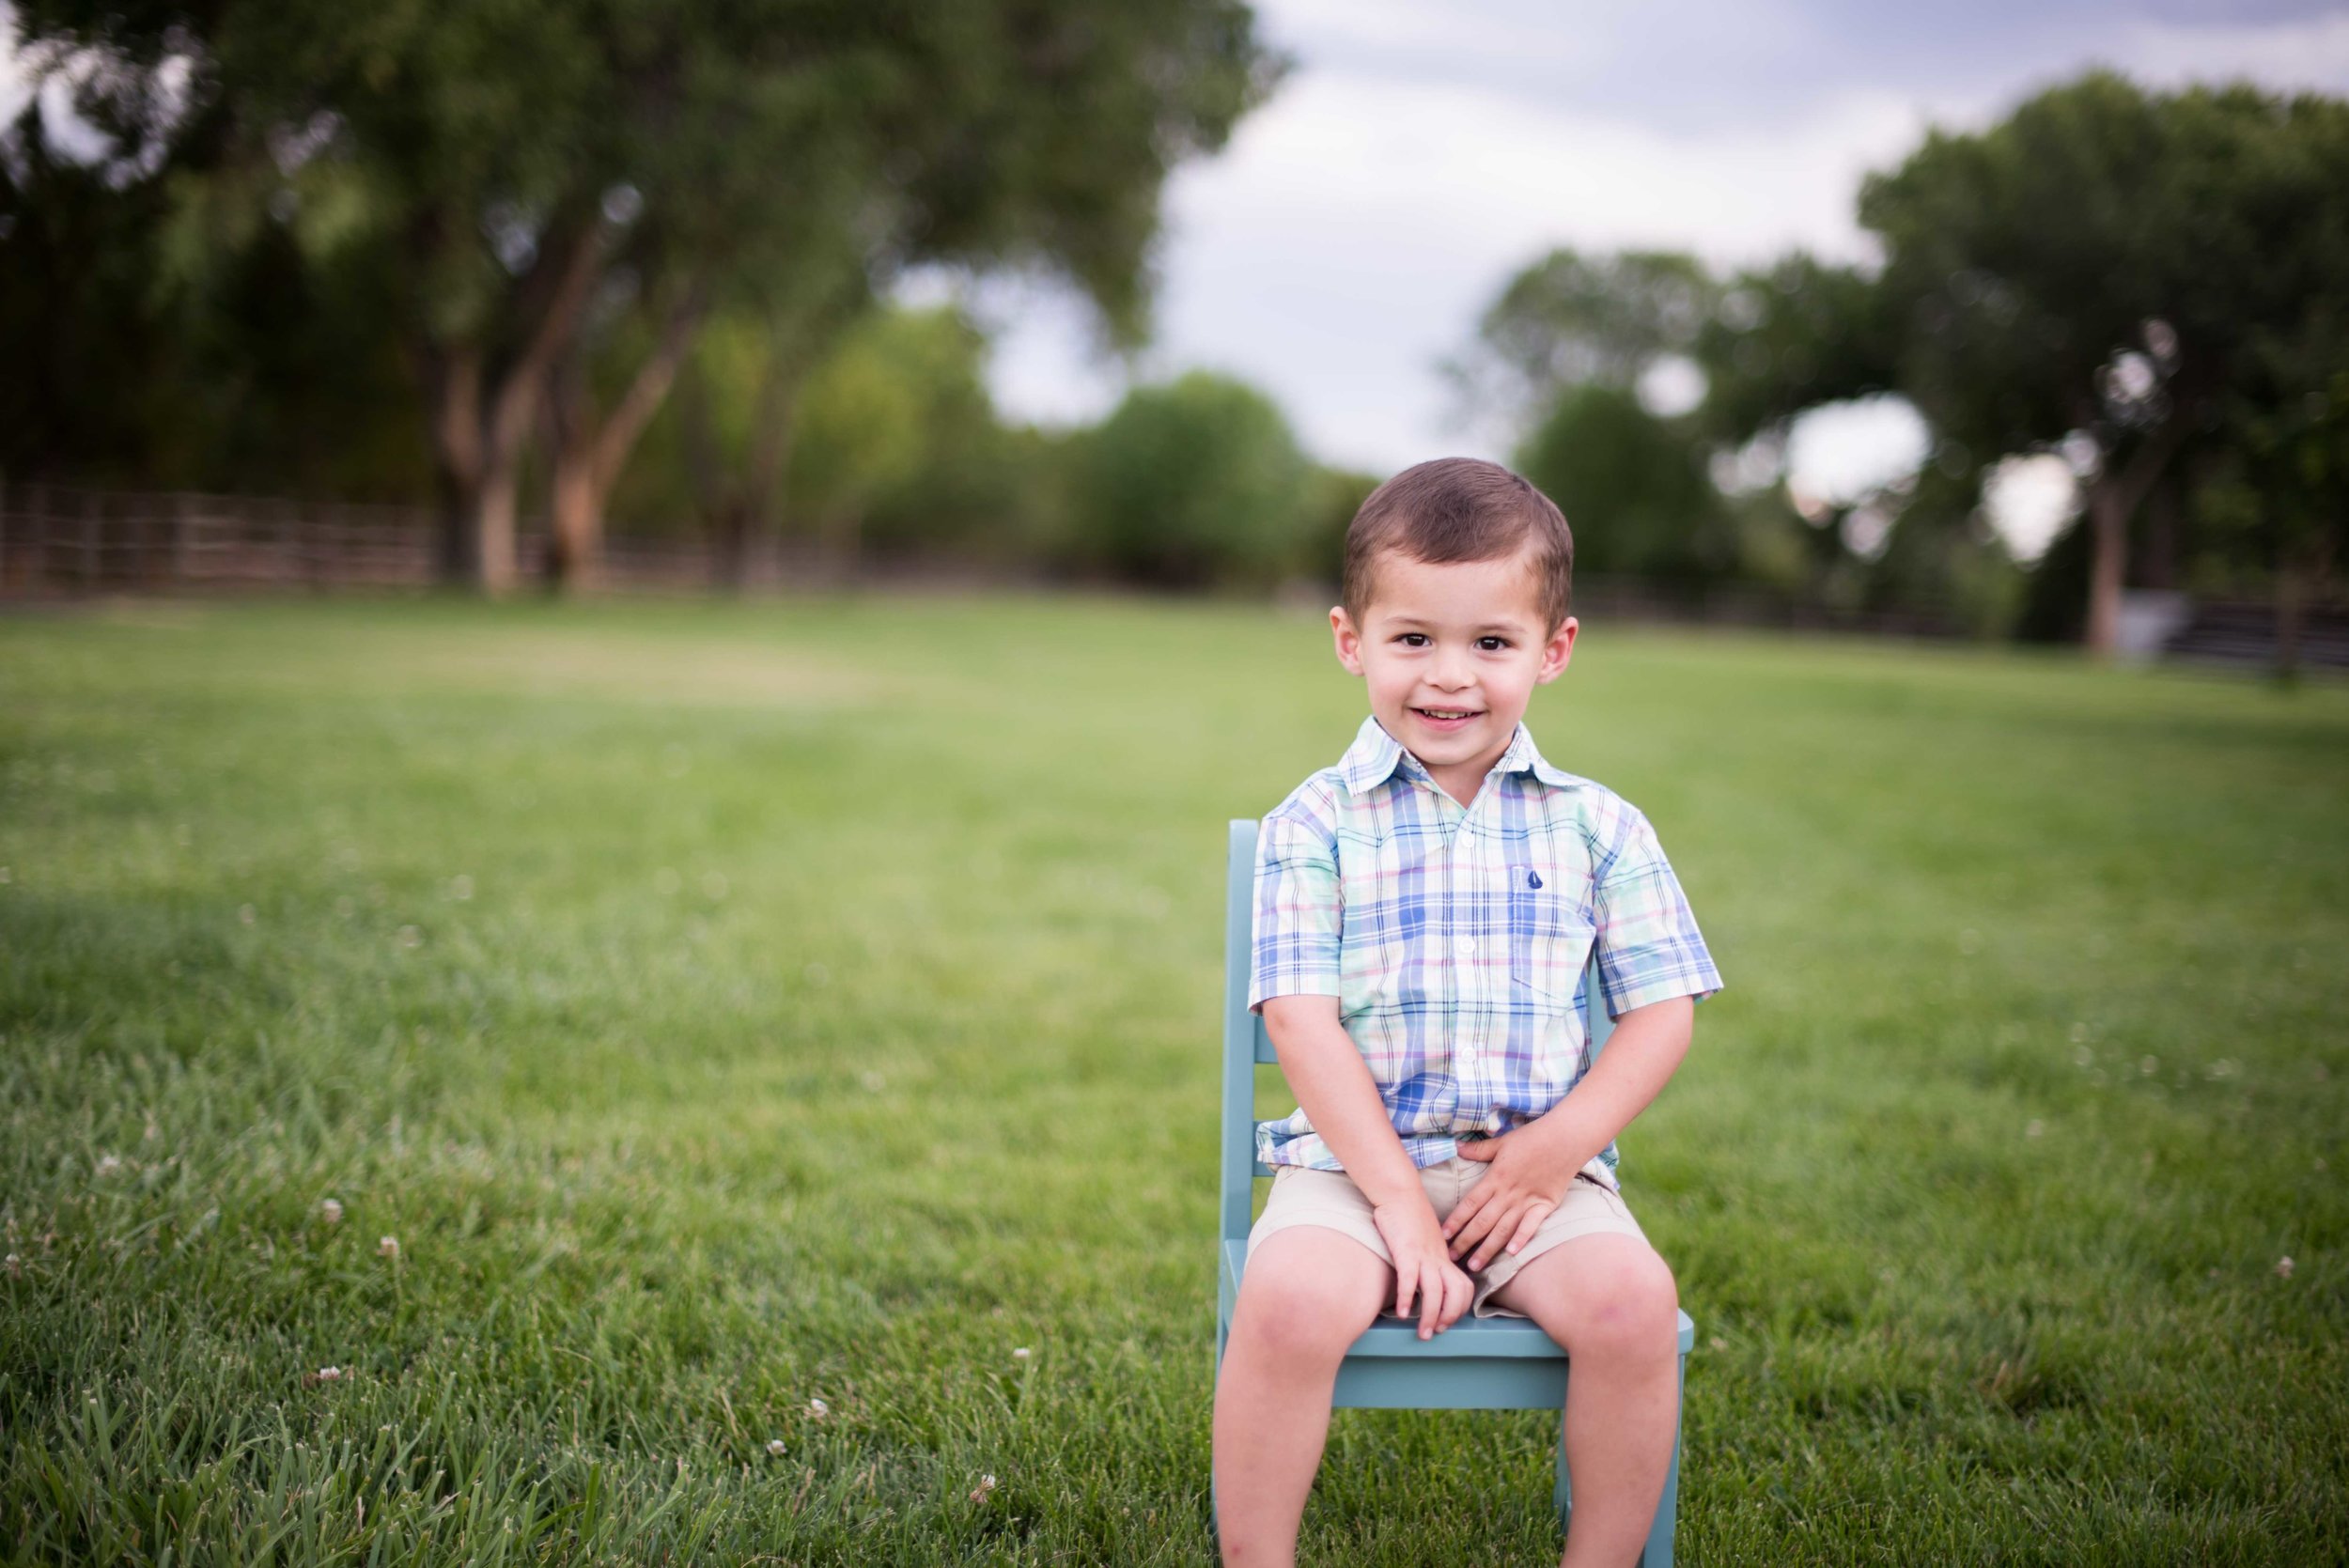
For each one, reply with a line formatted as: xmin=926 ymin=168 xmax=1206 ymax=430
xmin=2 ymin=594 xmax=2344 ymax=1565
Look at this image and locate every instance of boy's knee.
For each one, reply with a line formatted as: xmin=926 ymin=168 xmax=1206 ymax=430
xmin=1233 ymin=1234 xmax=1385 ymax=1363
xmin=1579 ymin=1246 xmax=1678 ymax=1357
xmin=1508 ymin=1237 xmax=1677 ymax=1358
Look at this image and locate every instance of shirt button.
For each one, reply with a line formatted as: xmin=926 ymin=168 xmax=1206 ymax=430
xmin=1455 ymin=936 xmax=1477 ymax=957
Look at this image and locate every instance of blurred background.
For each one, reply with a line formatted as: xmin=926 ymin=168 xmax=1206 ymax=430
xmin=4 ymin=0 xmax=2345 ymax=669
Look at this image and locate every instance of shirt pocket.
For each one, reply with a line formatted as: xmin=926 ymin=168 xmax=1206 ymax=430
xmin=1503 ymin=861 xmax=1596 ymax=1006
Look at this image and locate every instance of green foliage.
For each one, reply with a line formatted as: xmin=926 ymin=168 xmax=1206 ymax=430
xmin=1455 ymin=247 xmax=1718 ymax=425
xmin=1515 ymin=384 xmax=1737 ymax=582
xmin=790 ymin=304 xmax=1019 ymax=559
xmin=2 ymin=599 xmax=2346 ymax=1563
xmin=11 ymin=0 xmax=1280 ymax=574
xmin=1291 ymin=464 xmax=1382 ymax=589
xmin=1065 ymin=370 xmax=1315 ymax=588
xmin=1693 ymin=253 xmax=1902 ymax=449
xmin=1860 ymin=73 xmax=2341 ymax=455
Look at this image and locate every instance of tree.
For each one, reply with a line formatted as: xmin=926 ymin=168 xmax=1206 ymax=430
xmin=1449 ymin=248 xmax=1719 ymax=431
xmin=1857 ymin=72 xmax=2349 ymax=657
xmin=1514 ymin=384 xmax=1737 ymax=583
xmin=785 ymin=303 xmax=1009 ymax=570
xmin=1066 ymin=371 xmax=1314 ymax=588
xmin=15 ymin=0 xmax=1279 ymax=592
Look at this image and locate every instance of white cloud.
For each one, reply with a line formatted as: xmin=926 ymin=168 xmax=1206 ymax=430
xmin=2111 ymin=12 xmax=2349 ymax=95
xmin=992 ymin=68 xmax=1946 ymax=471
xmin=985 ymin=1 xmax=2348 ymax=498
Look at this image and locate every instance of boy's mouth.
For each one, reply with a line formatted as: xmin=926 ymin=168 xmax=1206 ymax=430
xmin=1411 ymin=706 xmax=1483 ymax=730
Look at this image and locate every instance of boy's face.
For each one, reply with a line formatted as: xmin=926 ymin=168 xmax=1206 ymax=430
xmin=1330 ymin=544 xmax=1576 ymax=805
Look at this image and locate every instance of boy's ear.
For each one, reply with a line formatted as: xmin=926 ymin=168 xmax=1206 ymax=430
xmin=1330 ymin=606 xmax=1366 ymax=676
xmin=1534 ymin=616 xmax=1578 ymax=684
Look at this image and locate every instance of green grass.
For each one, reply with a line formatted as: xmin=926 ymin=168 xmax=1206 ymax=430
xmin=1 ymin=593 xmax=2343 ymax=1565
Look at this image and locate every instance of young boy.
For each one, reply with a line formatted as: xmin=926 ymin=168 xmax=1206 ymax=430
xmin=1212 ymin=458 xmax=1723 ymax=1568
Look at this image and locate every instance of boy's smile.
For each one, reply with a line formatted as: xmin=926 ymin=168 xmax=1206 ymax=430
xmin=1330 ymin=546 xmax=1577 ymax=808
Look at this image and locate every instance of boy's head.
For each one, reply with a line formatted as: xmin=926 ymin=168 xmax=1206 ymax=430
xmin=1341 ymin=456 xmax=1575 ymax=637
xmin=1330 ymin=458 xmax=1579 ymax=802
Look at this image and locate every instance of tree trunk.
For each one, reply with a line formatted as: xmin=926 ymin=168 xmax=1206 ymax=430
xmin=540 ymin=287 xmax=708 ymax=596
xmin=2082 ymin=474 xmax=2129 ymax=659
xmin=544 ymin=455 xmax=600 ymax=593
xmin=428 ymin=348 xmax=486 ymax=586
xmin=416 ymin=212 xmax=609 ymax=595
xmin=2080 ymin=414 xmax=2190 ymax=660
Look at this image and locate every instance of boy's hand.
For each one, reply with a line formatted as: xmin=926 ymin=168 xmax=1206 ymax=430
xmin=1369 ymin=1199 xmax=1475 ymax=1339
xmin=1444 ymin=1128 xmax=1582 ymax=1270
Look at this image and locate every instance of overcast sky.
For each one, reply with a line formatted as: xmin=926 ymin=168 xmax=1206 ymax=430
xmin=974 ymin=0 xmax=2349 ymax=505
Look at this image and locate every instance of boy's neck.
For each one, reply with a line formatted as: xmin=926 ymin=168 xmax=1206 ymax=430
xmin=1413 ymin=736 xmax=1514 ymax=811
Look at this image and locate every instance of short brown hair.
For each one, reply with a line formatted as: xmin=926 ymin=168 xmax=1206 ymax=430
xmin=1341 ymin=458 xmax=1575 ymax=633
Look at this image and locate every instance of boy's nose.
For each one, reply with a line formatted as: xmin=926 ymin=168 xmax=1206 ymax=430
xmin=1429 ymin=653 xmax=1474 ymax=690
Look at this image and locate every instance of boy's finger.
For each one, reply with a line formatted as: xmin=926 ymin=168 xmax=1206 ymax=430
xmin=1441 ymin=1265 xmax=1472 ymax=1330
xmin=1439 ymin=1189 xmax=1485 ymax=1241
xmin=1394 ymin=1263 xmax=1417 ymax=1323
xmin=1417 ymin=1262 xmax=1442 ymax=1339
xmin=1450 ymin=1203 xmax=1501 ymax=1261
xmin=1471 ymin=1202 xmax=1547 ymax=1269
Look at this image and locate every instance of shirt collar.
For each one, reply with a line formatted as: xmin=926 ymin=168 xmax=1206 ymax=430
xmin=1335 ymin=714 xmax=1577 ymax=795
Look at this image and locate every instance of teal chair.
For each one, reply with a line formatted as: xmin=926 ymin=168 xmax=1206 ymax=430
xmin=1215 ymin=818 xmax=1693 ymax=1563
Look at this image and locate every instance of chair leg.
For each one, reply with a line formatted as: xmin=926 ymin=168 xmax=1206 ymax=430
xmin=1552 ymin=1405 xmax=1573 ymax=1531
xmin=1639 ymin=1349 xmax=1686 ymax=1568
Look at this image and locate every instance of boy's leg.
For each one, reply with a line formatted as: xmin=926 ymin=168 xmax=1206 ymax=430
xmin=1486 ymin=1234 xmax=1680 ymax=1568
xmin=1212 ymin=1226 xmax=1391 ymax=1568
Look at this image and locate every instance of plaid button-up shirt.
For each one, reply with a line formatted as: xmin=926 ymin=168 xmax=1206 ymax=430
xmin=1248 ymin=714 xmax=1724 ymax=1188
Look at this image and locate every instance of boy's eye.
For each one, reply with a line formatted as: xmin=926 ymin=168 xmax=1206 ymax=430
xmin=1395 ymin=632 xmax=1430 ymax=647
xmin=1475 ymin=636 xmax=1511 ymax=652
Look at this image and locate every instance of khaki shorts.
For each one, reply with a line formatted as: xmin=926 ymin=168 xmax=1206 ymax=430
xmin=1245 ymin=1156 xmax=1646 ymax=1319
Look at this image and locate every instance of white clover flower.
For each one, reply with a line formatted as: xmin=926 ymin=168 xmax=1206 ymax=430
xmin=766 ymin=1438 xmax=786 ymax=1457
xmin=807 ymin=1397 xmax=829 ymax=1420
xmin=2276 ymin=1256 xmax=2295 ymax=1280
xmin=378 ymin=1235 xmax=400 ymax=1258
xmin=3 ymin=1254 xmax=20 ymax=1278
xmin=321 ymin=1198 xmax=344 ymax=1224
xmin=318 ymin=1366 xmax=343 ymax=1381
xmin=969 ymin=1473 xmax=998 ymax=1503
xmin=94 ymin=1154 xmax=124 ymax=1178
xmin=1012 ymin=1346 xmax=1031 ymax=1361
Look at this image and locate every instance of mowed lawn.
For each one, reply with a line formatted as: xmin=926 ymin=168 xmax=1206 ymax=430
xmin=1 ymin=594 xmax=2343 ymax=1567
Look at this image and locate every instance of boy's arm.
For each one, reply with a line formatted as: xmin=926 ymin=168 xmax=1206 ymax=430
xmin=1439 ymin=996 xmax=1692 ymax=1269
xmin=1261 ymin=995 xmax=1476 ymax=1340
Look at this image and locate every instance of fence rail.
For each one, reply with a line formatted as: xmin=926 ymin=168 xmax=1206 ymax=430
xmin=0 ymin=482 xmax=2087 ymax=646
xmin=0 ymin=484 xmax=770 ymax=595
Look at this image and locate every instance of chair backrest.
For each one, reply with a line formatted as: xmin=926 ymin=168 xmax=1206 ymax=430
xmin=1221 ymin=818 xmax=1615 ymax=1244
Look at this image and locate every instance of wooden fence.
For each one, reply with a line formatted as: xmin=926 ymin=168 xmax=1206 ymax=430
xmin=0 ymin=482 xmax=2003 ymax=641
xmin=0 ymin=484 xmax=794 ymax=596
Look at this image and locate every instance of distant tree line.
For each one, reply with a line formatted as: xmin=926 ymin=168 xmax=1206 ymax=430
xmin=5 ymin=29 xmax=2344 ymax=660
xmin=1462 ymin=72 xmax=2349 ymax=664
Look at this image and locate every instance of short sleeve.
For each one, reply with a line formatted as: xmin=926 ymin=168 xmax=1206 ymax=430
xmin=1593 ymin=806 xmax=1724 ymax=1018
xmin=1247 ymin=802 xmax=1343 ymax=1011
